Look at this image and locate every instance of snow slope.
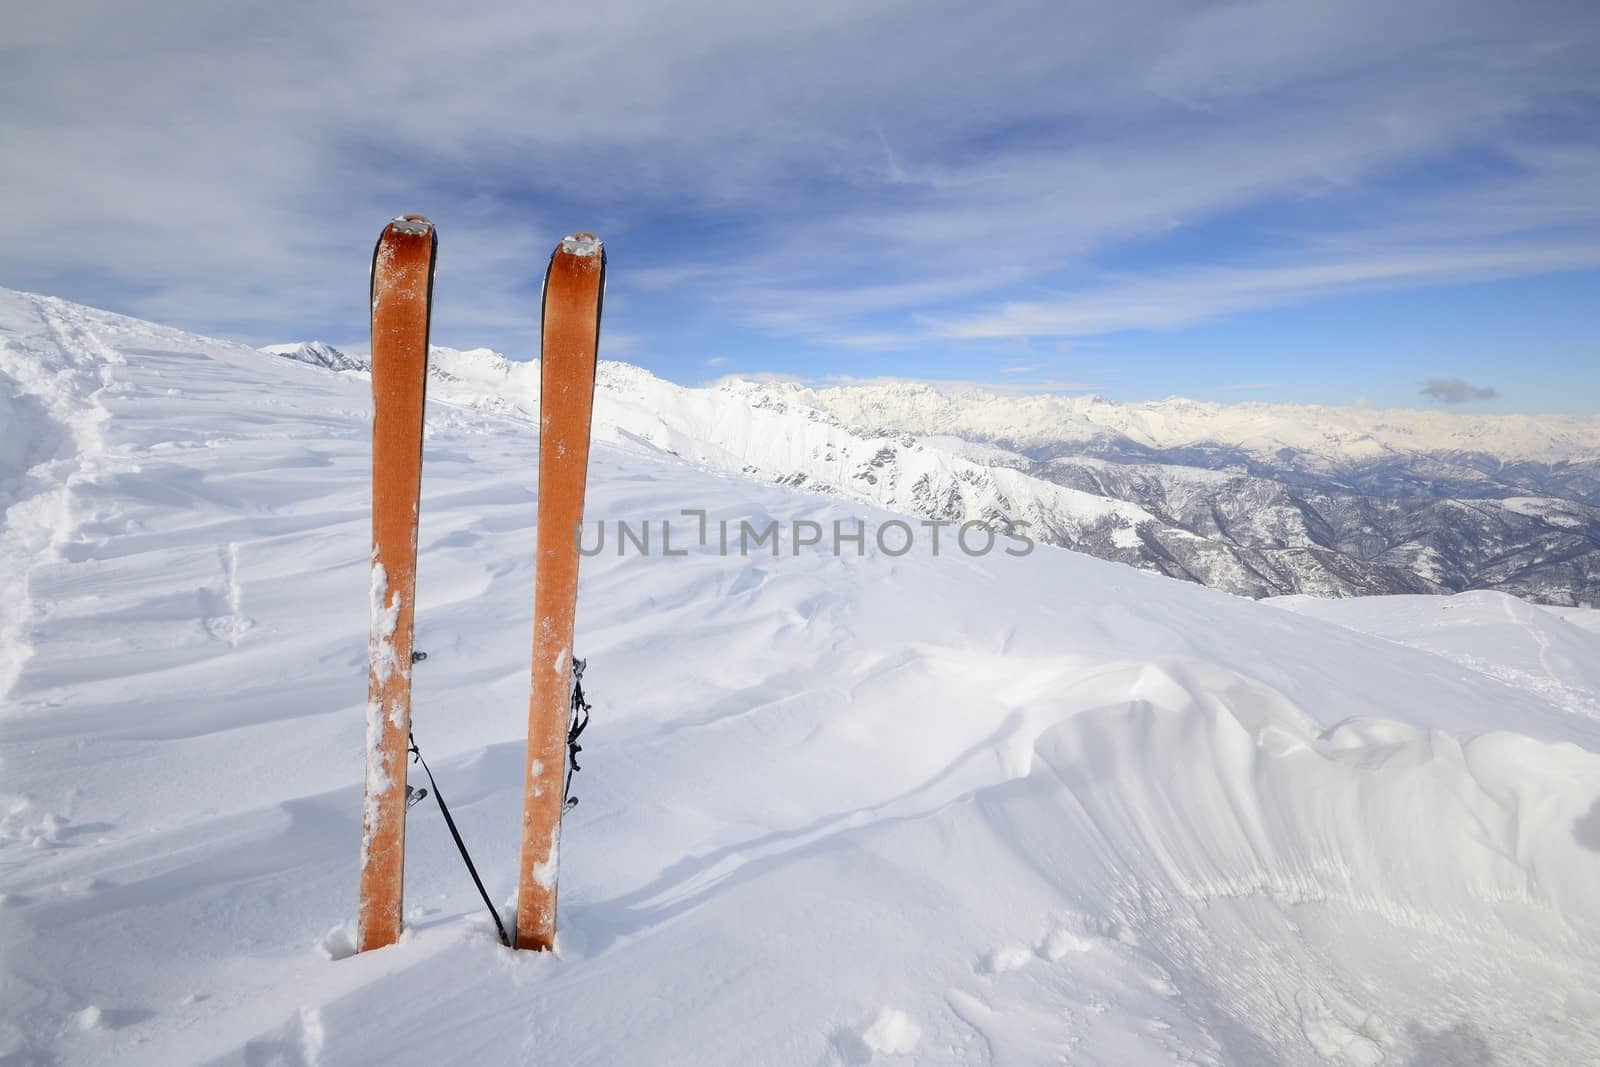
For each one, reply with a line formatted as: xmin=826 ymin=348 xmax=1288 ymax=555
xmin=1271 ymin=591 xmax=1600 ymax=725
xmin=4 ymin=289 xmax=1600 ymax=1065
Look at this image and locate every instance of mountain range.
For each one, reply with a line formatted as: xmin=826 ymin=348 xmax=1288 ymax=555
xmin=267 ymin=341 xmax=1600 ymax=605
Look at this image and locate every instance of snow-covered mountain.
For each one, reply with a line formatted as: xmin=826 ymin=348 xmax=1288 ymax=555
xmin=265 ymin=338 xmax=1165 ymax=565
xmin=5 ymin=289 xmax=1600 ymax=1063
xmin=260 ymin=340 xmax=368 ymax=373
xmin=730 ymin=377 xmax=1600 ymax=467
xmin=1042 ymin=455 xmax=1600 ymax=604
xmin=261 ymin=340 xmax=1600 ymax=604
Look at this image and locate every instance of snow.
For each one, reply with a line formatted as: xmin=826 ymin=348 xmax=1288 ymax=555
xmin=530 ymin=835 xmax=560 ymax=891
xmin=916 ymin=434 xmax=1030 ymax=467
xmin=860 ymin=1008 xmax=920 ymax=1055
xmin=261 ymin=341 xmax=369 ymax=373
xmin=0 ymin=295 xmax=122 ymax=699
xmin=255 ymin=339 xmax=1600 ymax=607
xmin=368 ymin=560 xmax=401 ymax=686
xmin=363 ymin=560 xmax=404 ymax=869
xmin=1500 ymin=495 xmax=1587 ymax=528
xmin=1270 ymin=590 xmax=1600 ymax=722
xmin=560 ymin=232 xmax=603 ymax=257
xmin=389 ymin=216 xmax=432 ymax=236
xmin=257 ymin=339 xmax=1160 ymax=546
xmin=1549 ymin=605 xmax=1600 ymax=631
xmin=361 ymin=700 xmax=392 ymax=870
xmin=3 ymin=287 xmax=1600 ymax=1064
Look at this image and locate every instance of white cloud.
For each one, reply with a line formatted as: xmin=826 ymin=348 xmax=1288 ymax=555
xmin=3 ymin=0 xmax=1598 ymax=354
xmin=932 ymin=242 xmax=1600 ymax=341
xmin=816 ymin=374 xmax=1097 ymax=396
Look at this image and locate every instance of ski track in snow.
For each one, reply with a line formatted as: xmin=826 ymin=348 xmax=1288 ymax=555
xmin=1272 ymin=590 xmax=1600 ymax=724
xmin=0 ymin=296 xmax=124 ymax=701
xmin=2 ymin=288 xmax=1600 ymax=1064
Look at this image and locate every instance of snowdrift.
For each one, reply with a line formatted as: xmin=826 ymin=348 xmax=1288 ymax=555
xmin=2 ymin=288 xmax=1599 ymax=1064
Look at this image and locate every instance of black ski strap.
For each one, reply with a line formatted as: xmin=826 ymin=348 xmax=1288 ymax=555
xmin=563 ymin=659 xmax=591 ymax=811
xmin=407 ymin=731 xmax=512 ymax=948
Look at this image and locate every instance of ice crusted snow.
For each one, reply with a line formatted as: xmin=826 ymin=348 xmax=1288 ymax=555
xmin=364 ymin=551 xmax=406 ymax=867
xmin=368 ymin=559 xmax=403 ymax=687
xmin=860 ymin=1007 xmax=920 ymax=1055
xmin=531 ymin=834 xmax=560 ymax=891
xmin=389 ymin=215 xmax=432 ymax=236
xmin=361 ymin=699 xmax=393 ymax=870
xmin=3 ymin=287 xmax=1600 ymax=1064
xmin=560 ymin=232 xmax=603 ymax=257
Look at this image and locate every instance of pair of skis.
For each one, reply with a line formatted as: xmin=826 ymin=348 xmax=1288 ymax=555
xmin=358 ymin=215 xmax=605 ymax=954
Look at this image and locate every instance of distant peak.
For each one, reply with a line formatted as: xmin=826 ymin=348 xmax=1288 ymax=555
xmin=260 ymin=341 xmax=367 ymax=372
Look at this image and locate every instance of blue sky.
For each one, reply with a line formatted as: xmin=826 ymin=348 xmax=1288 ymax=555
xmin=5 ymin=0 xmax=1598 ymax=411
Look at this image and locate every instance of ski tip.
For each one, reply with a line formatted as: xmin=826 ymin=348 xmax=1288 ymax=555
xmin=559 ymin=232 xmax=603 ymax=258
xmin=389 ymin=214 xmax=434 ymax=236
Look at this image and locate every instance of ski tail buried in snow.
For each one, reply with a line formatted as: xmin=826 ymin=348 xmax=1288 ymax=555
xmin=359 ymin=215 xmax=437 ymax=953
xmin=517 ymin=233 xmax=605 ymax=951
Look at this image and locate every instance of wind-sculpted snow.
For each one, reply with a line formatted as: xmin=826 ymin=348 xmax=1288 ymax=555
xmin=3 ymin=288 xmax=1600 ymax=1064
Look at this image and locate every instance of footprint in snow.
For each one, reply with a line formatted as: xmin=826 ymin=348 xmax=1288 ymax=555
xmin=980 ymin=945 xmax=1035 ymax=974
xmin=831 ymin=1007 xmax=922 ymax=1063
xmin=1040 ymin=926 xmax=1095 ymax=960
xmin=201 ymin=543 xmax=255 ymax=646
xmin=241 ymin=1006 xmax=325 ymax=1067
xmin=977 ymin=917 xmax=1100 ymax=975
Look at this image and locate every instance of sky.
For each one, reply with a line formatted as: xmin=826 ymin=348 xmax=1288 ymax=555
xmin=4 ymin=0 xmax=1599 ymax=411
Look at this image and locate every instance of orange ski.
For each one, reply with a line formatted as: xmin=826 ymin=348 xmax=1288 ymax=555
xmin=517 ymin=233 xmax=606 ymax=951
xmin=359 ymin=215 xmax=436 ymax=953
